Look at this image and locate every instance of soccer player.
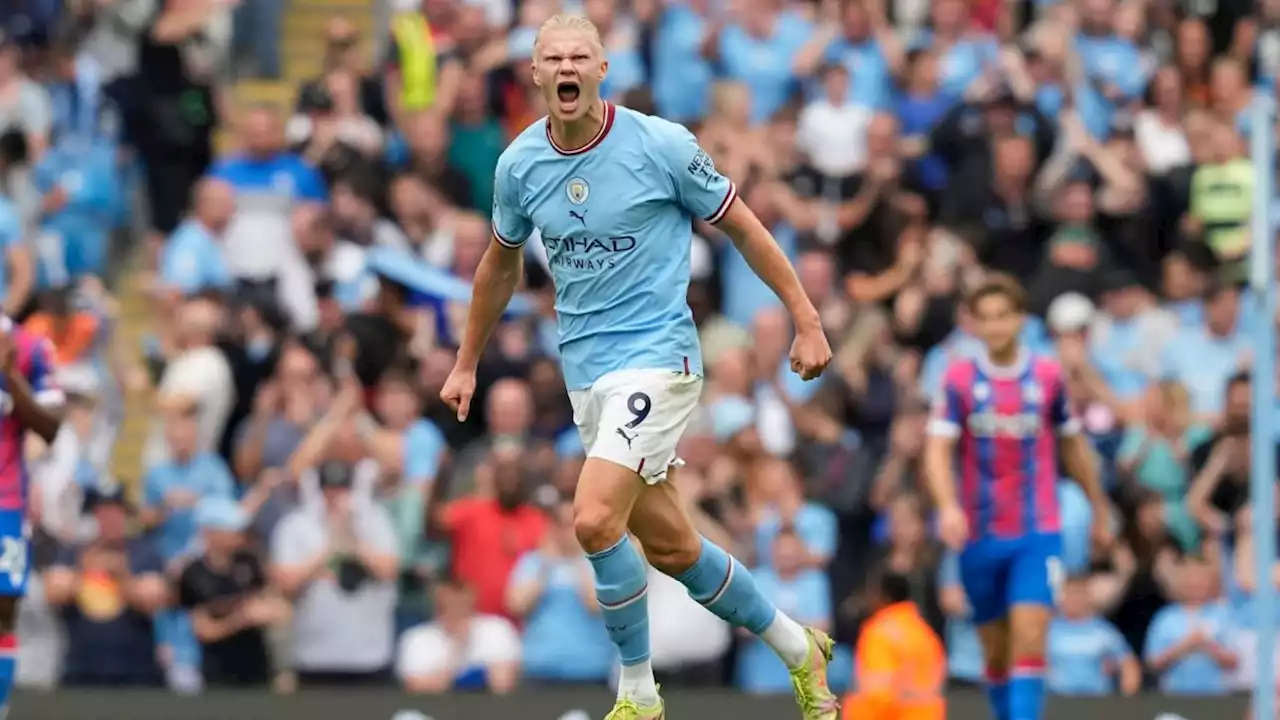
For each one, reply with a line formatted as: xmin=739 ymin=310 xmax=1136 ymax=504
xmin=922 ymin=275 xmax=1111 ymax=720
xmin=440 ymin=14 xmax=837 ymax=720
xmin=0 ymin=316 xmax=63 ymax=717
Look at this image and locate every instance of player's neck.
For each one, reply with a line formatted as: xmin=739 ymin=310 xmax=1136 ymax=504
xmin=986 ymin=345 xmax=1021 ymax=367
xmin=549 ymin=99 xmax=606 ymax=152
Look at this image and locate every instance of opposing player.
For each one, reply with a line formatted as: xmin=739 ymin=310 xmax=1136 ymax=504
xmin=923 ymin=275 xmax=1111 ymax=720
xmin=0 ymin=316 xmax=62 ymax=718
xmin=440 ymin=14 xmax=836 ymax=720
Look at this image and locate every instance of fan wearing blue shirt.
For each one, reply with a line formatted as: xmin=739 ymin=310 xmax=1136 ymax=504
xmin=1048 ymin=575 xmax=1140 ymax=696
xmin=1143 ymin=555 xmax=1238 ymax=694
xmin=738 ymin=528 xmax=834 ymax=693
xmin=33 ymin=134 xmax=120 ymax=285
xmin=896 ymin=49 xmax=952 ymax=195
xmin=909 ymin=0 xmax=997 ymax=100
xmin=506 ymin=500 xmax=615 ymax=683
xmin=711 ymin=4 xmax=814 ymax=123
xmin=158 ymin=178 xmax=236 ymax=298
xmin=1159 ymin=282 xmax=1250 ymax=422
xmin=793 ymin=0 xmax=895 ymax=111
xmin=650 ymin=0 xmax=715 ymax=122
xmin=0 ymin=194 xmax=32 ymax=315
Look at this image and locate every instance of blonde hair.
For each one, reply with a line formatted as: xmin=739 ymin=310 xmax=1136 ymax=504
xmin=535 ymin=14 xmax=604 ymax=52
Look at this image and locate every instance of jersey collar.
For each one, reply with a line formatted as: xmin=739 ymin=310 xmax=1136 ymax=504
xmin=977 ymin=346 xmax=1029 ymax=379
xmin=545 ymin=101 xmax=615 ymax=156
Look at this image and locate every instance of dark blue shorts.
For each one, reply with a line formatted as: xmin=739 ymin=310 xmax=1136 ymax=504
xmin=959 ymin=532 xmax=1062 ymax=625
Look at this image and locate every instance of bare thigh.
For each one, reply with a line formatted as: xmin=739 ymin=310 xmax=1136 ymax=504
xmin=573 ymin=457 xmax=647 ymax=554
xmin=627 ymin=467 xmax=703 ymax=575
xmin=1008 ymin=603 xmax=1052 ymax=660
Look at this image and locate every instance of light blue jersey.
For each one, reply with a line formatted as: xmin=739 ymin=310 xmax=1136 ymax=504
xmin=492 ymin=102 xmax=735 ymax=390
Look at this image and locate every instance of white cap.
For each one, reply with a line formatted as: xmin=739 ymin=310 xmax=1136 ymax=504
xmin=1046 ymin=292 xmax=1095 ymax=334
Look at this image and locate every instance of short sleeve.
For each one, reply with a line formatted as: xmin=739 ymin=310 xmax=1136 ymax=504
xmin=439 ymin=498 xmax=478 ymax=534
xmin=654 ymin=121 xmax=738 ymax=224
xmin=396 ymin=626 xmax=449 ymax=680
xmin=159 ymin=230 xmax=202 ymax=293
xmin=403 ymin=420 xmax=446 ymax=485
xmin=492 ymin=150 xmax=532 ymax=248
xmin=927 ymin=363 xmax=966 ymax=437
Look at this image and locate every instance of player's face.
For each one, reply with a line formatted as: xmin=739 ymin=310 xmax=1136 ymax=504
xmin=973 ymin=294 xmax=1024 ymax=356
xmin=533 ymin=28 xmax=608 ymax=121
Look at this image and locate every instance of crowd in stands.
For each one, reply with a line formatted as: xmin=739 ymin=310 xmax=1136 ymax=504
xmin=0 ymin=0 xmax=1278 ymax=700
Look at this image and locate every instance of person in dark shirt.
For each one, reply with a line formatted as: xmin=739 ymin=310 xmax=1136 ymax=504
xmin=177 ymin=497 xmax=289 ymax=687
xmin=43 ymin=485 xmax=167 ymax=687
xmin=1187 ymin=371 xmax=1280 ymax=542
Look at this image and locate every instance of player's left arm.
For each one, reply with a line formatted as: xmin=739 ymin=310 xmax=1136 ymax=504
xmin=4 ymin=325 xmax=63 ymax=443
xmin=657 ymin=124 xmax=820 ymax=332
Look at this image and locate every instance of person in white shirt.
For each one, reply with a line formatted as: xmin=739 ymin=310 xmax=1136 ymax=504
xmin=143 ymin=299 xmax=236 ymax=468
xmin=396 ymin=577 xmax=521 ymax=694
xmin=795 ymin=63 xmax=873 ymax=179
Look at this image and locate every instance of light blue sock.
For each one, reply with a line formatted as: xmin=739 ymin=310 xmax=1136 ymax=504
xmin=0 ymin=633 xmax=15 ymax=714
xmin=674 ymin=537 xmax=776 ymax=634
xmin=1009 ymin=660 xmax=1046 ymax=720
xmin=587 ymin=535 xmax=651 ymax=666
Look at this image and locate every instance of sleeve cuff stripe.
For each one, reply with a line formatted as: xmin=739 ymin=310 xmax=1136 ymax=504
xmin=705 ymin=182 xmax=738 ymax=224
xmin=493 ymin=228 xmax=525 ymax=249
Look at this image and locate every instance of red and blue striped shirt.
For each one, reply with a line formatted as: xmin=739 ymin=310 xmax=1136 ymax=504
xmin=927 ymin=348 xmax=1079 ymax=541
xmin=0 ymin=317 xmax=62 ymax=511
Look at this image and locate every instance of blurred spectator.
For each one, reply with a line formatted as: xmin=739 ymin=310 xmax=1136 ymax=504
xmin=505 ymin=499 xmax=612 ymax=685
xmin=143 ymin=299 xmax=236 ymax=466
xmin=296 ymin=18 xmax=385 ymax=126
xmin=0 ymin=31 xmax=53 ymax=157
xmin=271 ymin=457 xmax=400 ymax=686
xmin=1047 ymin=574 xmax=1141 ymax=696
xmin=1160 ymin=284 xmax=1249 ymax=422
xmin=397 ymin=576 xmax=520 ymax=693
xmin=737 ymin=527 xmax=832 ymax=694
xmin=157 ymin=178 xmax=235 ymax=302
xmin=176 ymin=497 xmax=289 ymax=688
xmin=1143 ymin=554 xmax=1237 ymax=695
xmin=433 ymin=439 xmax=546 ymax=618
xmin=43 ymin=483 xmax=167 ymax=686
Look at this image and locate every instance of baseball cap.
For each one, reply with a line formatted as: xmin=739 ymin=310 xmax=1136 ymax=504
xmin=194 ymin=497 xmax=248 ymax=532
xmin=1046 ymin=292 xmax=1096 ymax=334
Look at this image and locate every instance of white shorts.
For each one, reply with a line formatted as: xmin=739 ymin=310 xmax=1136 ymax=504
xmin=568 ymin=368 xmax=704 ymax=484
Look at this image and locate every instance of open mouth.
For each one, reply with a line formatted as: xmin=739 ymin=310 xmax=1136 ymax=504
xmin=556 ymin=82 xmax=581 ymax=104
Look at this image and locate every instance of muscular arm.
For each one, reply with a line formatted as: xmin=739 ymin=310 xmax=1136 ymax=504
xmin=1059 ymin=432 xmax=1108 ymax=512
xmin=456 ymin=241 xmax=524 ymax=371
xmin=716 ymin=199 xmax=821 ymax=331
xmin=923 ymin=434 xmax=961 ymax=512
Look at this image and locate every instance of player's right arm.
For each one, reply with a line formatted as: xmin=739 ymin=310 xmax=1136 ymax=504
xmin=445 ymin=151 xmax=529 ymax=421
xmin=924 ymin=362 xmax=967 ymax=550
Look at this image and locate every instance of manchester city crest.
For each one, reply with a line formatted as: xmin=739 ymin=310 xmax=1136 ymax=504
xmin=566 ymin=177 xmax=590 ymax=205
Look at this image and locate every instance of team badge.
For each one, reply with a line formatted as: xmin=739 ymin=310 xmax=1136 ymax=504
xmin=1022 ymin=382 xmax=1042 ymax=404
xmin=566 ymin=177 xmax=590 ymax=205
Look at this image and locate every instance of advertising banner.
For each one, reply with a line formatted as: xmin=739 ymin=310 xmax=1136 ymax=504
xmin=13 ymin=688 xmax=1249 ymax=720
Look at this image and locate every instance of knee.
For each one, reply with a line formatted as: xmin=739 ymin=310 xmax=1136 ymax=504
xmin=573 ymin=500 xmax=628 ymax=555
xmin=639 ymin=531 xmax=702 ymax=576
